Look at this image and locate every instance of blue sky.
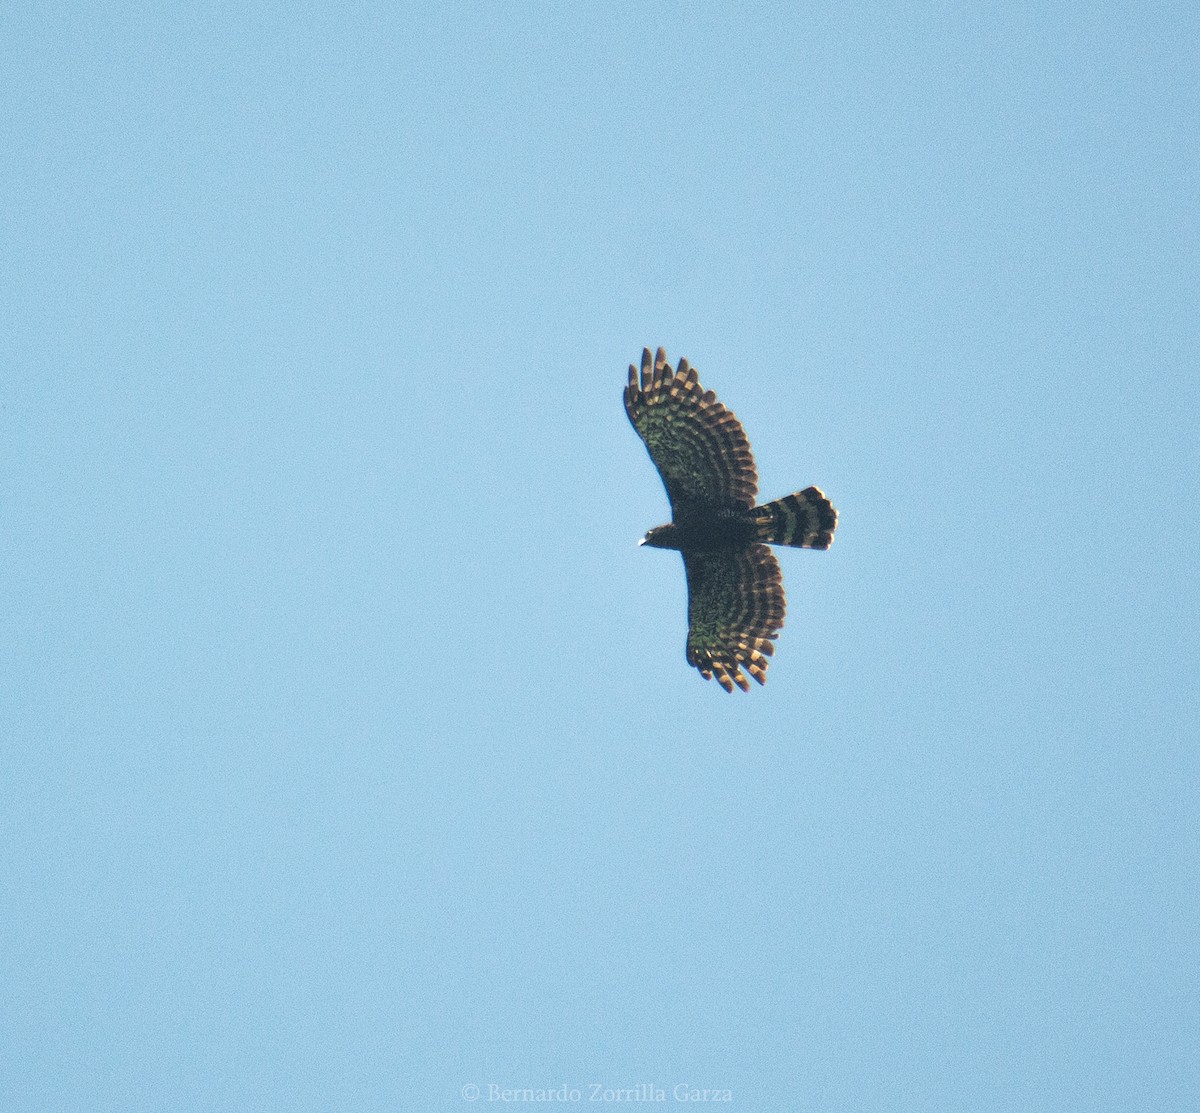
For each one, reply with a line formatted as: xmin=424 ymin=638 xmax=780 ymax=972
xmin=3 ymin=2 xmax=1198 ymax=1110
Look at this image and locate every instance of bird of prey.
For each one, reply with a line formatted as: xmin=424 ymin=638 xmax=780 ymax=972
xmin=625 ymin=347 xmax=837 ymax=692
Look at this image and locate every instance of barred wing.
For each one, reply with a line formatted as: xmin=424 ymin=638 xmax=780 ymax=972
xmin=624 ymin=347 xmax=757 ymax=513
xmin=682 ymin=544 xmax=785 ymax=692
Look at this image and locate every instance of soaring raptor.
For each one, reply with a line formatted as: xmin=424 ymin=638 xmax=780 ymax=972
xmin=625 ymin=347 xmax=836 ymax=692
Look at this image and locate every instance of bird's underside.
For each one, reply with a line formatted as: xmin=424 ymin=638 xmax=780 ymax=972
xmin=625 ymin=347 xmax=837 ymax=692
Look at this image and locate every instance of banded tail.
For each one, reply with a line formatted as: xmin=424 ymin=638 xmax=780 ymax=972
xmin=751 ymin=487 xmax=837 ymax=550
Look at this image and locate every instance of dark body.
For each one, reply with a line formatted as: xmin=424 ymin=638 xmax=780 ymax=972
xmin=640 ymin=508 xmax=759 ymax=552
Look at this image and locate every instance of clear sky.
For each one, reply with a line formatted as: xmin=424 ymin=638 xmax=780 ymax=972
xmin=3 ymin=2 xmax=1197 ymax=1110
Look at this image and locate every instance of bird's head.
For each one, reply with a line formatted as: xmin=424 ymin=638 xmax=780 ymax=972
xmin=639 ymin=524 xmax=679 ymax=550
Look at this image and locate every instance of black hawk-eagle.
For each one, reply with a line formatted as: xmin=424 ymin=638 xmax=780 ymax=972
xmin=625 ymin=347 xmax=837 ymax=692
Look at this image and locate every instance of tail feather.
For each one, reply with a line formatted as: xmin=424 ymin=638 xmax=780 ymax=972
xmin=752 ymin=487 xmax=837 ymax=549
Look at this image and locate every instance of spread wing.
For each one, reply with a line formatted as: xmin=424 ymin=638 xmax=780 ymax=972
xmin=683 ymin=544 xmax=785 ymax=692
xmin=624 ymin=347 xmax=757 ymax=513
